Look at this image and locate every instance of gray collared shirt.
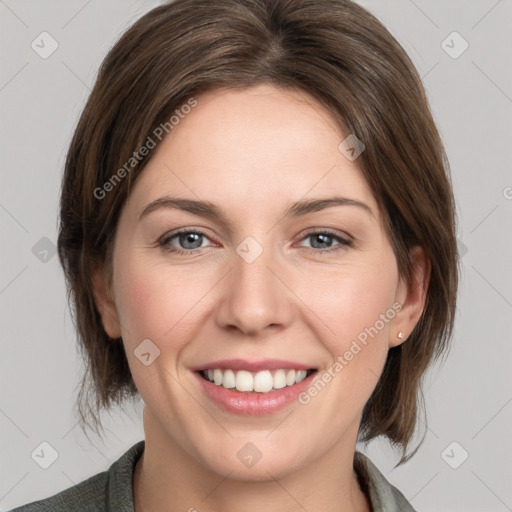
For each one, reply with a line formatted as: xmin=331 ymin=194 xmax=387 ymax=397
xmin=11 ymin=441 xmax=417 ymax=511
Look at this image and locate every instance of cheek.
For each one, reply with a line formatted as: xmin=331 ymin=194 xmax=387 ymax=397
xmin=306 ymin=260 xmax=398 ymax=341
xmin=294 ymin=272 xmax=396 ymax=420
xmin=297 ymin=252 xmax=399 ymax=403
xmin=113 ymin=253 xmax=215 ymax=349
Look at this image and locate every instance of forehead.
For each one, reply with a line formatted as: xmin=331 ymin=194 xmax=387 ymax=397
xmin=125 ymin=84 xmax=378 ymax=221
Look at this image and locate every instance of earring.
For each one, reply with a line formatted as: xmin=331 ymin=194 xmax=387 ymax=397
xmin=398 ymin=331 xmax=405 ymax=339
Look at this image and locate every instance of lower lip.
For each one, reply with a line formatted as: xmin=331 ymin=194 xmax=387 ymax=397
xmin=193 ymin=371 xmax=317 ymax=416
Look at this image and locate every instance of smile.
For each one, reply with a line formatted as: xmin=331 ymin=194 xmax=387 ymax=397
xmin=199 ymin=368 xmax=316 ymax=393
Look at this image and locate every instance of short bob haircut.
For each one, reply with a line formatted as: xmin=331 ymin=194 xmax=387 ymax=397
xmin=57 ymin=0 xmax=459 ymax=463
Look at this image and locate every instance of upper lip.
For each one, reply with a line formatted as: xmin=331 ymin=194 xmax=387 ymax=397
xmin=190 ymin=358 xmax=315 ymax=372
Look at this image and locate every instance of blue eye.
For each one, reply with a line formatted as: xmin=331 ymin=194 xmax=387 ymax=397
xmin=158 ymin=228 xmax=352 ymax=255
xmin=159 ymin=229 xmax=211 ymax=254
xmin=298 ymin=230 xmax=352 ymax=252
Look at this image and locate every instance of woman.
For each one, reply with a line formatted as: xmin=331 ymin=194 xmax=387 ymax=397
xmin=12 ymin=0 xmax=458 ymax=510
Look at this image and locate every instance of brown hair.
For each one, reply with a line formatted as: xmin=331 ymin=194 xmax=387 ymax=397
xmin=57 ymin=0 xmax=459 ymax=463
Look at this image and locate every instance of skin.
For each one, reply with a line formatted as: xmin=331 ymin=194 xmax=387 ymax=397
xmin=92 ymin=84 xmax=429 ymax=512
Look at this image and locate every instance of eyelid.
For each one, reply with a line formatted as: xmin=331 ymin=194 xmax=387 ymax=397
xmin=159 ymin=227 xmax=215 ymax=249
xmin=294 ymin=228 xmax=353 ymax=251
xmin=158 ymin=226 xmax=353 ymax=254
xmin=296 ymin=227 xmax=352 ymax=242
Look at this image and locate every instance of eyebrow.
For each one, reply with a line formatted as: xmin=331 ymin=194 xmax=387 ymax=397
xmin=138 ymin=195 xmax=374 ymax=228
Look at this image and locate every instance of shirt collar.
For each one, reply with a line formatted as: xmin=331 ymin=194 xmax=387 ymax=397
xmin=107 ymin=441 xmax=416 ymax=512
xmin=354 ymin=451 xmax=417 ymax=512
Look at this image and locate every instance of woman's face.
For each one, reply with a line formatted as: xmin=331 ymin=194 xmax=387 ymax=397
xmin=96 ymin=84 xmax=420 ymax=479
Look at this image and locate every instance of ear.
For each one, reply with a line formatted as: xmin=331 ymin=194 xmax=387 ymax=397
xmin=390 ymin=246 xmax=431 ymax=348
xmin=91 ymin=263 xmax=122 ymax=339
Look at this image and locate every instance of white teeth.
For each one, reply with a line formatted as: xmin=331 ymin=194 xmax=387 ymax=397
xmin=202 ymin=368 xmax=313 ymax=393
xmin=296 ymin=370 xmax=307 ymax=383
xmin=235 ymin=370 xmax=253 ymax=392
xmin=286 ymin=369 xmax=296 ymax=386
xmin=223 ymin=369 xmax=236 ymax=388
xmin=273 ymin=369 xmax=287 ymax=389
xmin=213 ymin=369 xmax=223 ymax=386
xmin=253 ymin=370 xmax=273 ymax=392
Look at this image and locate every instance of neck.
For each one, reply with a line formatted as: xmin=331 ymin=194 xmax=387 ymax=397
xmin=133 ymin=412 xmax=370 ymax=512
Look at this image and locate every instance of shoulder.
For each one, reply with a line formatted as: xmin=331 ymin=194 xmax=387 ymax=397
xmin=354 ymin=451 xmax=418 ymax=512
xmin=9 ymin=440 xmax=145 ymax=512
xmin=9 ymin=471 xmax=109 ymax=512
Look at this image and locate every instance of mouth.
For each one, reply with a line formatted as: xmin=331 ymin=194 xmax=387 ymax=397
xmin=191 ymin=358 xmax=319 ymax=415
xmin=197 ymin=368 xmax=318 ymax=393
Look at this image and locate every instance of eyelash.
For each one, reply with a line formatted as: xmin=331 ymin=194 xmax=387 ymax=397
xmin=158 ymin=228 xmax=353 ymax=256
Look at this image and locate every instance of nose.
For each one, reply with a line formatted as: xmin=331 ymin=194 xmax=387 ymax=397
xmin=215 ymin=243 xmax=294 ymax=336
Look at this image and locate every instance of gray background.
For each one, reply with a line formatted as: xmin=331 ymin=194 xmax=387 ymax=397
xmin=1 ymin=0 xmax=511 ymax=510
